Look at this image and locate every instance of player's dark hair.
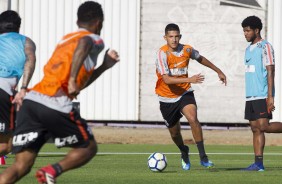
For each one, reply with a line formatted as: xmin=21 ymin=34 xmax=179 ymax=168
xmin=165 ymin=23 xmax=180 ymax=34
xmin=77 ymin=1 xmax=104 ymax=23
xmin=241 ymin=16 xmax=262 ymax=31
xmin=0 ymin=10 xmax=21 ymax=33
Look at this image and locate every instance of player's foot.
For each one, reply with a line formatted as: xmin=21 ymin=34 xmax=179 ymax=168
xmin=35 ymin=165 xmax=57 ymax=184
xmin=241 ymin=163 xmax=264 ymax=171
xmin=181 ymin=145 xmax=190 ymax=170
xmin=181 ymin=159 xmax=191 ymax=170
xmin=200 ymin=160 xmax=214 ymax=168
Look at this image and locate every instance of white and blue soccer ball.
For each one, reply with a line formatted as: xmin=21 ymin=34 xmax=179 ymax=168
xmin=147 ymin=152 xmax=167 ymax=172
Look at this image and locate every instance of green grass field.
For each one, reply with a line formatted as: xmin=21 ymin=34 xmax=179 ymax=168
xmin=1 ymin=144 xmax=282 ymax=184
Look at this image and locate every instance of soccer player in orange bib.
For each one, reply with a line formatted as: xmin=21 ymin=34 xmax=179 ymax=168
xmin=0 ymin=1 xmax=119 ymax=184
xmin=155 ymin=23 xmax=226 ymax=170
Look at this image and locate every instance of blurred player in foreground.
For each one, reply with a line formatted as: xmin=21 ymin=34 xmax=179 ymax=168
xmin=0 ymin=1 xmax=119 ymax=183
xmin=0 ymin=10 xmax=36 ymax=163
xmin=155 ymin=23 xmax=226 ymax=170
xmin=241 ymin=16 xmax=282 ymax=171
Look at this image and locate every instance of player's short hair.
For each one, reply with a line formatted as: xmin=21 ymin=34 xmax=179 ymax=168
xmin=77 ymin=1 xmax=104 ymax=23
xmin=165 ymin=23 xmax=180 ymax=34
xmin=0 ymin=10 xmax=21 ymax=33
xmin=241 ymin=16 xmax=263 ymax=31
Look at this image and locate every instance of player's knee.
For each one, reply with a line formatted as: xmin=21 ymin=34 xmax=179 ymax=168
xmin=0 ymin=144 xmax=11 ymax=156
xmin=259 ymin=124 xmax=268 ymax=132
xmin=87 ymin=140 xmax=98 ymax=158
xmin=188 ymin=118 xmax=200 ymax=127
xmin=251 ymin=126 xmax=260 ymax=133
xmin=170 ymin=130 xmax=181 ymax=139
xmin=14 ymin=160 xmax=34 ymax=176
xmin=251 ymin=124 xmax=268 ymax=133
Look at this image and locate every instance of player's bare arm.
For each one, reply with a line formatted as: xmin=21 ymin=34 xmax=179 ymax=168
xmin=162 ymin=74 xmax=204 ymax=85
xmin=84 ymin=49 xmax=119 ymax=88
xmin=22 ymin=37 xmax=36 ymax=88
xmin=68 ymin=36 xmax=93 ymax=97
xmin=12 ymin=37 xmax=36 ymax=111
xmin=266 ymin=65 xmax=275 ymax=111
xmin=197 ymin=56 xmax=227 ymax=85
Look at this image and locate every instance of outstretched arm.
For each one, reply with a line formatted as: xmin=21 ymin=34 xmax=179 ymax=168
xmin=157 ymin=49 xmax=204 ymax=85
xmin=197 ymin=56 xmax=227 ymax=85
xmin=162 ymin=73 xmax=204 ymax=85
xmin=83 ymin=49 xmax=119 ymax=88
xmin=68 ymin=36 xmax=93 ymax=98
xmin=68 ymin=37 xmax=120 ymax=98
xmin=12 ymin=37 xmax=36 ymax=111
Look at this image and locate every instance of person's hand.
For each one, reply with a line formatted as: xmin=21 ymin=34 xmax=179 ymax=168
xmin=102 ymin=49 xmax=120 ymax=69
xmin=12 ymin=89 xmax=26 ymax=111
xmin=267 ymin=96 xmax=275 ymax=112
xmin=189 ymin=73 xmax=205 ymax=83
xmin=218 ymin=71 xmax=227 ymax=86
xmin=68 ymin=78 xmax=80 ymax=98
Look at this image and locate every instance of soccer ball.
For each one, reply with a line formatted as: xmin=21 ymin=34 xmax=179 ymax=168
xmin=147 ymin=152 xmax=167 ymax=172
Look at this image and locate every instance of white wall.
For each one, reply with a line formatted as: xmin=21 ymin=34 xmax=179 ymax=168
xmin=5 ymin=0 xmax=280 ymax=123
xmin=267 ymin=0 xmax=282 ymax=121
xmin=10 ymin=0 xmax=140 ymax=121
xmin=140 ymin=0 xmax=267 ymax=123
xmin=0 ymin=0 xmax=8 ymax=12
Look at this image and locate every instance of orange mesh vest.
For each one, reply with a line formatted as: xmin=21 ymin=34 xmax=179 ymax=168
xmin=32 ymin=30 xmax=94 ymax=97
xmin=155 ymin=44 xmax=193 ymax=98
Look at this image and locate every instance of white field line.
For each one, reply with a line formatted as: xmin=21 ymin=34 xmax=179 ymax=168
xmin=37 ymin=152 xmax=282 ymax=156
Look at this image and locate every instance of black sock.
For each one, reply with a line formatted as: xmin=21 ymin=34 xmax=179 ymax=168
xmin=255 ymin=156 xmax=263 ymax=165
xmin=196 ymin=141 xmax=208 ymax=162
xmin=52 ymin=163 xmax=63 ymax=177
xmin=177 ymin=144 xmax=187 ymax=152
xmin=177 ymin=145 xmax=189 ymax=163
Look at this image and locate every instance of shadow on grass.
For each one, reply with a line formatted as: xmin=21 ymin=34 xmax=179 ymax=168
xmin=37 ymin=155 xmax=64 ymax=158
xmin=161 ymin=171 xmax=178 ymax=173
xmin=96 ymin=154 xmax=110 ymax=157
xmin=264 ymin=167 xmax=282 ymax=171
xmin=208 ymin=166 xmax=282 ymax=172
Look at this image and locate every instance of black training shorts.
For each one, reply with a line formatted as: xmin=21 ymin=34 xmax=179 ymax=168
xmin=245 ymin=99 xmax=272 ymax=121
xmin=0 ymin=88 xmax=16 ymax=134
xmin=159 ymin=92 xmax=197 ymax=128
xmin=12 ymin=100 xmax=94 ymax=154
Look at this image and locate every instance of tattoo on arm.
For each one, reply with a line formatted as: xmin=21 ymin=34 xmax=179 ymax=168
xmin=22 ymin=37 xmax=36 ymax=88
xmin=70 ymin=36 xmax=93 ymax=80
